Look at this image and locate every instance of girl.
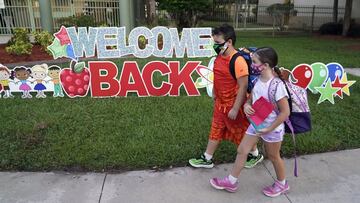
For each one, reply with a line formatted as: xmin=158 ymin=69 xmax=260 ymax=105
xmin=0 ymin=65 xmax=14 ymax=98
xmin=210 ymin=47 xmax=291 ymax=197
xmin=11 ymin=66 xmax=32 ymax=98
xmin=31 ymin=64 xmax=48 ymax=98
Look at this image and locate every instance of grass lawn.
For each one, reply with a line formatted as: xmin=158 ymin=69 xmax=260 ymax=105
xmin=0 ymin=32 xmax=359 ymax=171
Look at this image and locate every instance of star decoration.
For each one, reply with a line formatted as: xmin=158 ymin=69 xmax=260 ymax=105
xmin=314 ymin=80 xmax=341 ymax=104
xmin=332 ymin=75 xmax=347 ymax=99
xmin=47 ymin=39 xmax=67 ymax=59
xmin=54 ymin=26 xmax=71 ymax=45
xmin=340 ymin=72 xmax=356 ymax=96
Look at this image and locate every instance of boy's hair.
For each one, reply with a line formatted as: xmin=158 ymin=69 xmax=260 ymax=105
xmin=212 ymin=24 xmax=236 ymax=45
xmin=48 ymin=65 xmax=61 ymax=71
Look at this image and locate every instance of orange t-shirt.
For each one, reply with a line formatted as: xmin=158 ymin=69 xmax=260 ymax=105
xmin=213 ymin=50 xmax=249 ymax=108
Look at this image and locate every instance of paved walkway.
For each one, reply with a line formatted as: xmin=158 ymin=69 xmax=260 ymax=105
xmin=0 ymin=149 xmax=359 ymax=203
xmin=344 ymin=68 xmax=360 ymax=77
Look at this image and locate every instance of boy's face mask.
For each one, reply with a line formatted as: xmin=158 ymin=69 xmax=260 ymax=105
xmin=213 ymin=41 xmax=228 ymax=55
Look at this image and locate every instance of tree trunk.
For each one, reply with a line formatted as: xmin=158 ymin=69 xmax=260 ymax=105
xmin=146 ymin=0 xmax=156 ymax=25
xmin=342 ymin=0 xmax=353 ymax=36
xmin=333 ymin=0 xmax=338 ymax=22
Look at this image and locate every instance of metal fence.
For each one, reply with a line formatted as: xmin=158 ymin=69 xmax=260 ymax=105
xmin=202 ymin=2 xmax=345 ymax=31
xmin=0 ymin=0 xmax=122 ymax=34
xmin=0 ymin=0 xmax=347 ymax=35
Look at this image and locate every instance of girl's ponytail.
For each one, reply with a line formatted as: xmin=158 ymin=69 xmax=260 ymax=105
xmin=274 ymin=66 xmax=283 ymax=79
xmin=10 ymin=70 xmax=16 ymax=80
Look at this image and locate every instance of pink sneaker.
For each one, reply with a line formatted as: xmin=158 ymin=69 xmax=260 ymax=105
xmin=262 ymin=180 xmax=290 ymax=197
xmin=210 ymin=176 xmax=238 ymax=193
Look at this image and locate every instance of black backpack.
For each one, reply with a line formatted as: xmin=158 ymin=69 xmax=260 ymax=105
xmin=229 ymin=47 xmax=259 ymax=93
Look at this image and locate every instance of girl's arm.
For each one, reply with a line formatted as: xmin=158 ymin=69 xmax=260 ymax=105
xmin=258 ymin=97 xmax=290 ymax=134
xmin=243 ymin=91 xmax=254 ymax=116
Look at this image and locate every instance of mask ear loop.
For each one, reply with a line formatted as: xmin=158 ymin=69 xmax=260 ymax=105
xmin=221 ymin=41 xmax=229 ymax=55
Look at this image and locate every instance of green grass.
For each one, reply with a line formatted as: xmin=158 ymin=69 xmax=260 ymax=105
xmin=0 ymin=32 xmax=360 ymax=171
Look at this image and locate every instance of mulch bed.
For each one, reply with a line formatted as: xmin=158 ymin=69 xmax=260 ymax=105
xmin=0 ymin=44 xmax=53 ymax=65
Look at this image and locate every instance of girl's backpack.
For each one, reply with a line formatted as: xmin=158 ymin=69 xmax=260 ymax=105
xmin=268 ymin=76 xmax=312 ymax=176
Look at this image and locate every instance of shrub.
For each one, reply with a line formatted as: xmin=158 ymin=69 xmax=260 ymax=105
xmin=57 ymin=14 xmax=101 ymax=27
xmin=5 ymin=41 xmax=33 ymax=55
xmin=348 ymin=23 xmax=360 ymax=37
xmin=6 ymin=28 xmax=32 ymax=55
xmin=7 ymin=28 xmax=30 ymax=46
xmin=32 ymin=30 xmax=54 ymax=54
xmin=319 ymin=22 xmax=343 ymax=35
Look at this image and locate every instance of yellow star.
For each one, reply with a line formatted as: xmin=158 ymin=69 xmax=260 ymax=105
xmin=340 ymin=73 xmax=356 ymax=96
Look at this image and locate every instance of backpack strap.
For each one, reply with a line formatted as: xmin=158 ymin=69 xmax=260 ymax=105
xmin=267 ymin=77 xmax=298 ymax=177
xmin=229 ymin=52 xmax=242 ymax=80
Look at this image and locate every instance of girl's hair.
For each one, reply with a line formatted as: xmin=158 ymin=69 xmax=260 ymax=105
xmin=0 ymin=67 xmax=10 ymax=74
xmin=253 ymin=47 xmax=282 ymax=78
xmin=31 ymin=64 xmax=48 ymax=73
xmin=10 ymin=66 xmax=32 ymax=80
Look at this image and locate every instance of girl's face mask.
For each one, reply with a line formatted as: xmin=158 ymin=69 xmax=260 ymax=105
xmin=251 ymin=63 xmax=265 ymax=75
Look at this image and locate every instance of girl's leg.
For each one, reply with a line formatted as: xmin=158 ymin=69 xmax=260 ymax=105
xmin=210 ymin=134 xmax=259 ymax=193
xmin=26 ymin=91 xmax=32 ymax=98
xmin=264 ymin=141 xmax=286 ymax=182
xmin=41 ymin=91 xmax=46 ymax=98
xmin=230 ymin=134 xmax=259 ymax=178
xmin=262 ymin=141 xmax=289 ymax=197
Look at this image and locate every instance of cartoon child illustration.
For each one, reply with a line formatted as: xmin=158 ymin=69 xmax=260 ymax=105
xmin=48 ymin=65 xmax=64 ymax=97
xmin=31 ymin=64 xmax=48 ymax=98
xmin=10 ymin=66 xmax=32 ymax=99
xmin=0 ymin=64 xmax=14 ymax=98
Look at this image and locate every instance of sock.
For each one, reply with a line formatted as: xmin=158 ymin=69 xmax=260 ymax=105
xmin=204 ymin=152 xmax=213 ymax=161
xmin=278 ymin=179 xmax=286 ymax=185
xmin=228 ymin=175 xmax=238 ymax=184
xmin=250 ymin=148 xmax=259 ymax=157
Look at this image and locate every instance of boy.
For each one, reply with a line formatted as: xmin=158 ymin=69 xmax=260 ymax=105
xmin=189 ymin=24 xmax=263 ymax=169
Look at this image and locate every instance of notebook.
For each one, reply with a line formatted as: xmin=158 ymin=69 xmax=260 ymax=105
xmin=248 ymin=96 xmax=274 ymax=131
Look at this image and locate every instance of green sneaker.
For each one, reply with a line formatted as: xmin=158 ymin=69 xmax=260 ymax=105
xmin=189 ymin=154 xmax=214 ymax=168
xmin=245 ymin=153 xmax=264 ymax=168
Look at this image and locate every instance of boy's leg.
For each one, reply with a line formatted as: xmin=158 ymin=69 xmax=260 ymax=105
xmin=189 ymin=106 xmax=225 ymax=168
xmin=53 ymin=85 xmax=58 ymax=97
xmin=205 ymin=139 xmax=220 ymax=159
xmin=58 ymin=84 xmax=64 ymax=97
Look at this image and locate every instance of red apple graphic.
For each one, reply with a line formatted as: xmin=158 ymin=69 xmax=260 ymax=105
xmin=60 ymin=61 xmax=90 ymax=98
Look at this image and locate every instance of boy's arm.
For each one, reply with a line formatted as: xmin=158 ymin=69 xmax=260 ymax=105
xmin=232 ymin=75 xmax=248 ymax=110
xmin=228 ymin=75 xmax=248 ymax=120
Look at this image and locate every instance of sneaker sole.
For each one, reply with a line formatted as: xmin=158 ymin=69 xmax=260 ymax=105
xmin=188 ymin=161 xmax=214 ymax=169
xmin=244 ymin=155 xmax=264 ymax=169
xmin=209 ymin=179 xmax=237 ymax=193
xmin=263 ymin=186 xmax=290 ymax=198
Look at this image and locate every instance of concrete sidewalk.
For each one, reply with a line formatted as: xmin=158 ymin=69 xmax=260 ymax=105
xmin=0 ymin=149 xmax=359 ymax=203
